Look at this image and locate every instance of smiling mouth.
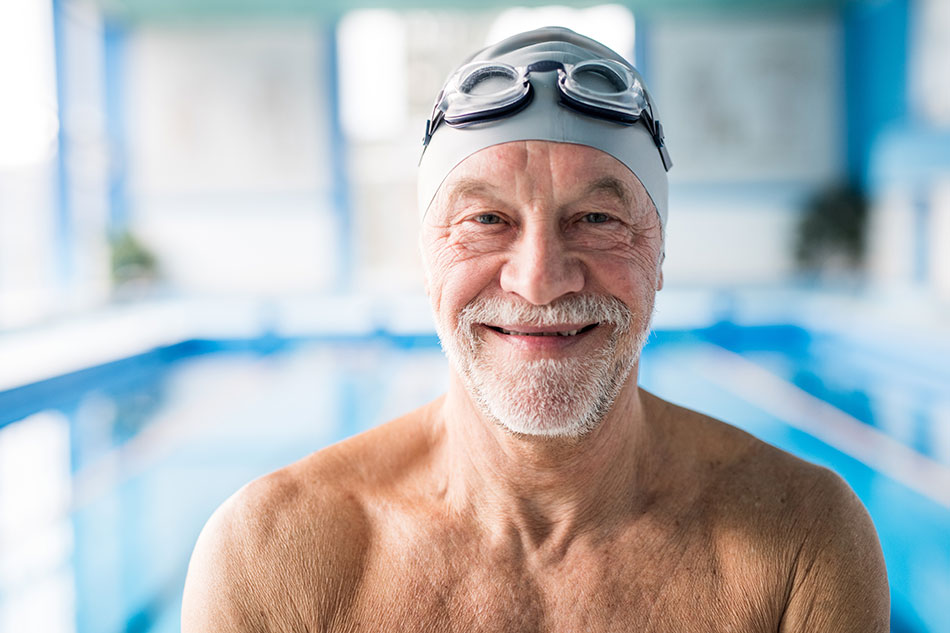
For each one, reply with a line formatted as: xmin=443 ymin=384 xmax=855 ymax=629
xmin=485 ymin=323 xmax=599 ymax=337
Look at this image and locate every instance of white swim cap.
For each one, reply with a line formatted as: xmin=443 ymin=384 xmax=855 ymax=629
xmin=418 ymin=26 xmax=672 ymax=228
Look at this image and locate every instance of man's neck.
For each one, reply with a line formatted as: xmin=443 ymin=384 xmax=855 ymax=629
xmin=435 ymin=370 xmax=665 ymax=560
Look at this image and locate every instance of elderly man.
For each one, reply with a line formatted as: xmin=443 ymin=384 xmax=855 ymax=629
xmin=182 ymin=27 xmax=888 ymax=632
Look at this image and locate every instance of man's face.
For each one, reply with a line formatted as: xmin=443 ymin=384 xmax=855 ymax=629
xmin=421 ymin=140 xmax=664 ymax=437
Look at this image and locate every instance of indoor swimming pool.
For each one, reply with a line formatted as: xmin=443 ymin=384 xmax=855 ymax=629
xmin=0 ymin=323 xmax=948 ymax=633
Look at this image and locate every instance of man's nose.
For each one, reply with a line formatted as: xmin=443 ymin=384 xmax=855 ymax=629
xmin=499 ymin=223 xmax=585 ymax=305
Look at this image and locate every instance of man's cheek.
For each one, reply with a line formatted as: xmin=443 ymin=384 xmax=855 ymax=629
xmin=601 ymin=249 xmax=664 ymax=291
xmin=425 ymin=236 xmax=468 ymax=278
xmin=420 ymin=246 xmax=454 ymax=313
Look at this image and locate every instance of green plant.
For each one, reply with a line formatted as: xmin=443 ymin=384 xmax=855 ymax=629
xmin=794 ymin=183 xmax=868 ymax=272
xmin=110 ymin=230 xmax=158 ymax=285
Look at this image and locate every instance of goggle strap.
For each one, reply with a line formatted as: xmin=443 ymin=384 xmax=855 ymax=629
xmin=423 ymin=111 xmax=443 ymax=147
xmin=652 ymin=119 xmax=672 ymax=171
xmin=423 ymin=89 xmax=449 ymax=147
xmin=659 ymin=144 xmax=673 ymax=171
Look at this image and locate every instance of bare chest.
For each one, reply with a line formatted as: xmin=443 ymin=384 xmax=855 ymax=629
xmin=340 ymin=523 xmax=785 ymax=633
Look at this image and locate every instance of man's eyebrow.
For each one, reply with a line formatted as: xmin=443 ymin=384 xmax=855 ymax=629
xmin=584 ymin=176 xmax=635 ymax=208
xmin=444 ymin=178 xmax=497 ymax=207
xmin=441 ymin=175 xmax=643 ymax=215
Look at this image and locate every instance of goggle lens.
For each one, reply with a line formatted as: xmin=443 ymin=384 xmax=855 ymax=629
xmin=435 ymin=62 xmax=530 ymax=127
xmin=458 ymin=65 xmax=521 ymax=96
xmin=568 ymin=62 xmax=629 ymax=95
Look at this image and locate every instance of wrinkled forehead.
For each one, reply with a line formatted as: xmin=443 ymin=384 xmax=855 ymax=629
xmin=430 ymin=140 xmax=656 ymax=221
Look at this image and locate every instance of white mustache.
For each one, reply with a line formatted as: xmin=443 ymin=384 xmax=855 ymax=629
xmin=457 ymin=295 xmax=632 ymax=333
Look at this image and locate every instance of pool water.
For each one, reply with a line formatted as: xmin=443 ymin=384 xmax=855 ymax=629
xmin=0 ymin=327 xmax=947 ymax=633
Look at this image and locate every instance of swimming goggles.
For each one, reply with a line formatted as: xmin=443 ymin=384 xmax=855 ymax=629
xmin=423 ymin=59 xmax=673 ymax=171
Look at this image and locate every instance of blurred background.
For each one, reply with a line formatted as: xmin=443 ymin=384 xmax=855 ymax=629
xmin=1 ymin=0 xmax=948 ymax=631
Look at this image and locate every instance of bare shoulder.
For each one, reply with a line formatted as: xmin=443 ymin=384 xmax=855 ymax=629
xmin=650 ymin=393 xmax=889 ymax=631
xmin=181 ymin=451 xmax=370 ymax=632
xmin=776 ymin=459 xmax=890 ymax=632
xmin=653 ymin=393 xmax=864 ymax=515
xmin=181 ymin=402 xmax=439 ymax=633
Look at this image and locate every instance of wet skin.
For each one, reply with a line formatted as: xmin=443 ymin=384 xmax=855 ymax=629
xmin=182 ymin=141 xmax=889 ymax=633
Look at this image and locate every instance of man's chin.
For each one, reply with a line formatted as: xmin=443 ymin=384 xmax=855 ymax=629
xmin=481 ymin=393 xmax=612 ymax=439
xmin=492 ymin=412 xmax=600 ymax=439
xmin=463 ymin=358 xmax=631 ymax=439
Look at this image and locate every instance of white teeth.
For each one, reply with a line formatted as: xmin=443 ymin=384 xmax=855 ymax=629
xmin=498 ymin=328 xmax=582 ymax=337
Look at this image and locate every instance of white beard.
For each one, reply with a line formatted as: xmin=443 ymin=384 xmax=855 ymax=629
xmin=437 ymin=294 xmax=652 ymax=438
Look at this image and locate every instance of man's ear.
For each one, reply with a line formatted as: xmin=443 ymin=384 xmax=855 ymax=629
xmin=656 ymin=251 xmax=665 ymax=291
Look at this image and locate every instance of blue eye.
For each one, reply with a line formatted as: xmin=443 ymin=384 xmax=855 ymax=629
xmin=584 ymin=213 xmax=610 ymax=224
xmin=475 ymin=214 xmax=501 ymax=225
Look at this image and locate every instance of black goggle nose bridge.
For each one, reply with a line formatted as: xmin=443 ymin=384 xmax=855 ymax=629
xmin=525 ymin=59 xmax=564 ymax=74
xmin=423 ymin=59 xmax=672 ymax=172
